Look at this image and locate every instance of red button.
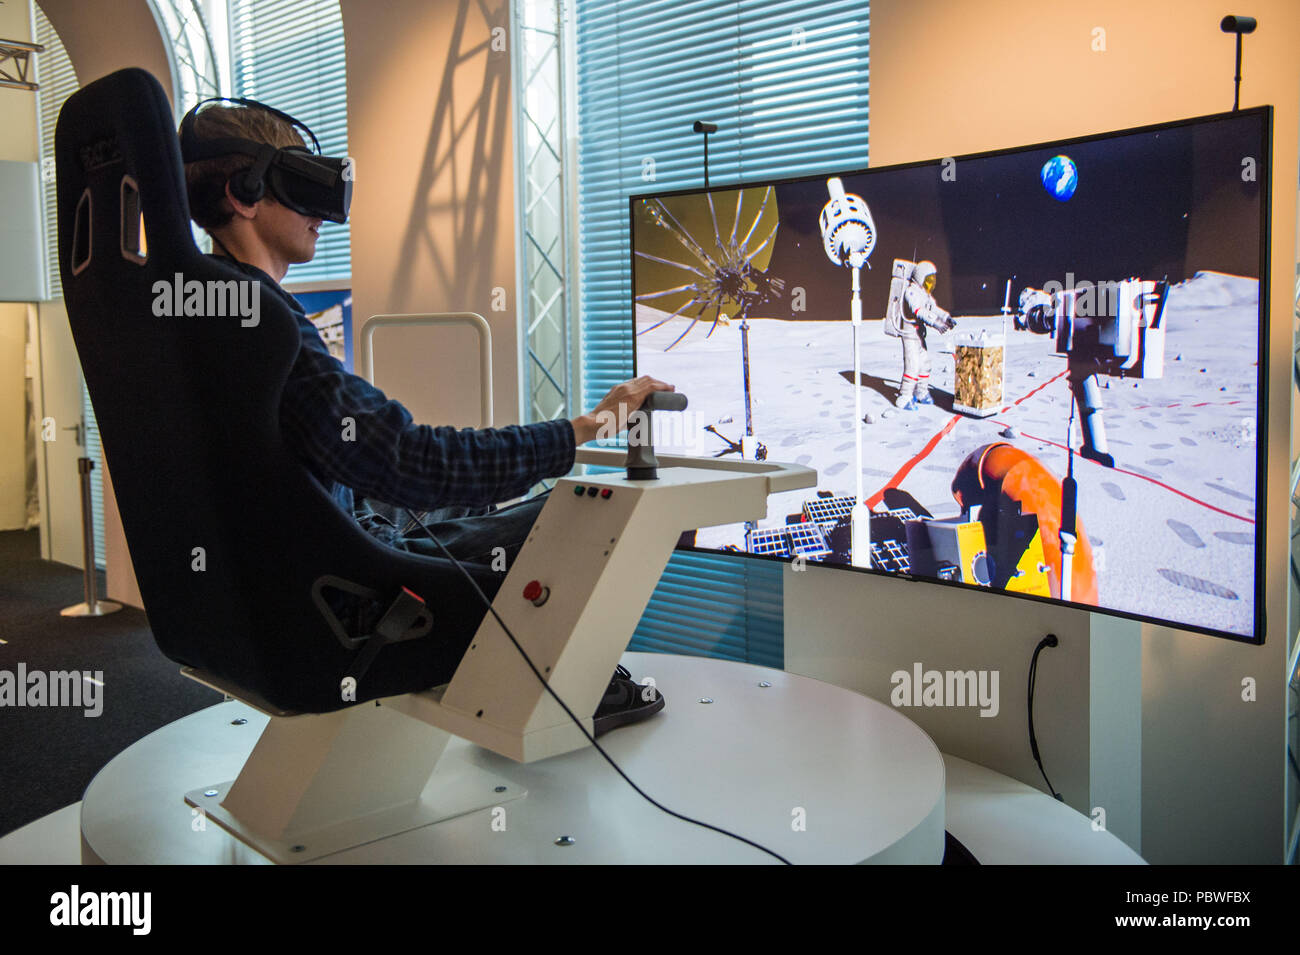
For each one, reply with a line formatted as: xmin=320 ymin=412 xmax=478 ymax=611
xmin=601 ymin=489 xmax=612 ymax=499
xmin=523 ymin=580 xmax=542 ymax=601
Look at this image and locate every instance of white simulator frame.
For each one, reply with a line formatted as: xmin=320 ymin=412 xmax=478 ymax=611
xmin=183 ymin=446 xmax=815 ymax=863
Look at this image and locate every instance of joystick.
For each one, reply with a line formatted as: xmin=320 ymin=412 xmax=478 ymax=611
xmin=626 ymin=392 xmax=688 ymax=481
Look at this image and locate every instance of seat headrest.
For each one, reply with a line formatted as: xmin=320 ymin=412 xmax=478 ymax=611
xmin=55 ymin=67 xmax=194 ymax=278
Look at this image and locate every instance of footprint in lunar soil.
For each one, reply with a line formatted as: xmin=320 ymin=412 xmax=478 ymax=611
xmin=1166 ymin=519 xmax=1205 ymax=548
xmin=1214 ymin=531 xmax=1253 ymax=545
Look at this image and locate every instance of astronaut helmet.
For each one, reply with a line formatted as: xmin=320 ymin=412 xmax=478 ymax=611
xmin=912 ymin=260 xmax=938 ymax=292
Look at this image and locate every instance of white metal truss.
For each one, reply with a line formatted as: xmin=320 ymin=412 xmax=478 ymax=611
xmin=148 ymin=0 xmax=226 ymax=114
xmin=0 ymin=37 xmax=43 ymax=91
xmin=512 ymin=0 xmax=573 ymax=428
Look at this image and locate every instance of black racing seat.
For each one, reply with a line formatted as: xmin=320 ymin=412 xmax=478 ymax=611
xmin=55 ymin=67 xmax=501 ymax=712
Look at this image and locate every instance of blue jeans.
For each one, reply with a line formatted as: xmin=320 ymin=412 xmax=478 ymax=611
xmin=324 ymin=494 xmax=547 ymax=644
xmin=356 ymin=493 xmax=548 ymax=569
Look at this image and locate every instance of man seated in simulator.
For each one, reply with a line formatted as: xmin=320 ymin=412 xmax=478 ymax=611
xmin=180 ymin=99 xmax=670 ymax=736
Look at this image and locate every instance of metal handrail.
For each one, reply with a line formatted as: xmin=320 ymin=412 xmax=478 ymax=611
xmin=360 ymin=313 xmax=493 ymax=428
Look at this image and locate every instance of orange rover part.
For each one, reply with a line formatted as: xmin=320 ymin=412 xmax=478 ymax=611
xmin=953 ymin=442 xmax=1098 ymax=604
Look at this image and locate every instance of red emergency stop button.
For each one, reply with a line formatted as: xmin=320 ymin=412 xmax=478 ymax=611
xmin=601 ymin=489 xmax=612 ymax=499
xmin=523 ymin=580 xmax=550 ymax=607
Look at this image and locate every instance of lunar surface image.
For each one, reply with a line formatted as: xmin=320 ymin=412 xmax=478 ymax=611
xmin=629 ymin=110 xmax=1267 ymax=638
xmin=637 ymin=271 xmax=1259 ymax=638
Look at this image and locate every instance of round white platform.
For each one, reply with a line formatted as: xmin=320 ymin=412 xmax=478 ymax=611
xmin=941 ymin=754 xmax=1145 ymax=864
xmin=80 ymin=652 xmax=946 ymax=864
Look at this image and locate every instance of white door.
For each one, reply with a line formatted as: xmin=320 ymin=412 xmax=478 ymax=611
xmin=35 ymin=297 xmax=86 ymax=568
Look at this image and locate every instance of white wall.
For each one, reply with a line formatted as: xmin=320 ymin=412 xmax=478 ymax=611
xmin=0 ymin=304 xmax=30 ymax=530
xmin=0 ymin=0 xmax=37 ymax=164
xmin=0 ymin=2 xmax=39 ymax=532
xmin=35 ymin=297 xmax=83 ymax=566
xmin=37 ymin=0 xmax=172 ymax=98
xmin=0 ymin=161 xmax=45 ymax=302
xmin=339 ymin=0 xmax=521 ymax=427
xmin=101 ymin=461 xmax=142 ymax=606
xmin=870 ymin=0 xmax=1299 ymax=863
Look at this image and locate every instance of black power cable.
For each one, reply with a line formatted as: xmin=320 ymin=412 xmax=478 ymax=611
xmin=402 ymin=507 xmax=793 ymax=865
xmin=1027 ymin=633 xmax=1063 ymax=801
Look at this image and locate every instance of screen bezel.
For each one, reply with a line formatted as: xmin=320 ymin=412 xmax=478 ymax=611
xmin=627 ymin=106 xmax=1273 ymax=645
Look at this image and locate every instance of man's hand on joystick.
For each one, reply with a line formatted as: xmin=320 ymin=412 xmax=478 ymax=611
xmin=571 ymin=376 xmax=675 ymax=445
xmin=625 ymin=390 xmax=689 ymax=480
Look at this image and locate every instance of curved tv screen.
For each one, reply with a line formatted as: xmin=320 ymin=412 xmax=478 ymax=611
xmin=631 ymin=107 xmax=1270 ymax=643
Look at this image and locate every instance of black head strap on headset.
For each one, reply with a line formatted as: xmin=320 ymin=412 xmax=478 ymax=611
xmin=179 ymin=96 xmax=351 ymax=223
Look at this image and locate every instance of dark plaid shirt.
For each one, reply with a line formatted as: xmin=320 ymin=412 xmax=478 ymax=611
xmin=231 ymin=260 xmax=577 ymax=521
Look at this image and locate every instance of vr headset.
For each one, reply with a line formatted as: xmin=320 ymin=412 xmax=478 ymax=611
xmin=179 ymin=96 xmax=351 ymax=223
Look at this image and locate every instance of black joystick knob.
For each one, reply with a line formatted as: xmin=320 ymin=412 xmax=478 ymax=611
xmin=626 ymin=391 xmax=688 ymax=481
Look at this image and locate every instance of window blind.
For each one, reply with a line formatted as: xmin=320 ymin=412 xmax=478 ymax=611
xmin=36 ymin=6 xmax=79 ymax=301
xmin=229 ymin=0 xmax=351 ymax=284
xmin=35 ymin=8 xmax=106 ymax=568
xmin=574 ymin=0 xmax=869 ymax=666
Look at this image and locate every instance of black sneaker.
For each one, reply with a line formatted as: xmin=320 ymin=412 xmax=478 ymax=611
xmin=593 ymin=664 xmax=665 ymax=738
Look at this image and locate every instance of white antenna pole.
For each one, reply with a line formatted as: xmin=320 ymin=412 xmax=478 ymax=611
xmin=849 ymin=264 xmax=871 ymax=568
xmin=1002 ymin=278 xmax=1012 ymax=342
xmin=819 ymin=177 xmax=876 ymax=569
xmin=854 ymin=267 xmax=863 ymax=510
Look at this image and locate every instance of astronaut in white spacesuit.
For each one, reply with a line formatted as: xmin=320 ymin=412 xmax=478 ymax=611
xmin=892 ymin=260 xmax=955 ymax=409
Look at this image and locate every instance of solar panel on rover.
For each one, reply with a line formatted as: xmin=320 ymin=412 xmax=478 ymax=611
xmin=786 ymin=522 xmax=831 ymax=558
xmin=803 ymin=496 xmax=855 ymax=525
xmin=746 ymin=526 xmax=792 ymax=556
xmin=870 ymin=538 xmax=911 ymax=573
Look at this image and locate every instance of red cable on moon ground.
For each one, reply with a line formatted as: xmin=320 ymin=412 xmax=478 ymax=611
xmin=999 ymin=426 xmax=1254 ymax=525
xmin=865 ymin=369 xmax=1071 ymax=509
xmin=864 ymin=367 xmax=1251 ymax=525
xmin=865 ymin=415 xmax=962 ymax=510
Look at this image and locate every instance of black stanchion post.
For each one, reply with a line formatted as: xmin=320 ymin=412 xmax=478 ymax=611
xmin=60 ymin=456 xmax=121 ymax=618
